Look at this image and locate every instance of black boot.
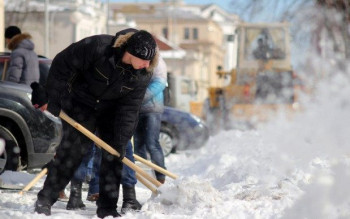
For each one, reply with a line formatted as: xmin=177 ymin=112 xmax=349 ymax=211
xmin=66 ymin=180 xmax=86 ymax=210
xmin=97 ymin=208 xmax=121 ymax=218
xmin=121 ymin=185 xmax=142 ymax=214
xmin=34 ymin=198 xmax=51 ymax=216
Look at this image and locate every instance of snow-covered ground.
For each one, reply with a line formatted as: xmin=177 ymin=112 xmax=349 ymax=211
xmin=1 ymin=72 xmax=350 ymax=219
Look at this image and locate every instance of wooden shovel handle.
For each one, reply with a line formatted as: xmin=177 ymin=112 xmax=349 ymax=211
xmin=59 ymin=111 xmax=162 ymax=188
xmin=19 ymin=168 xmax=48 ymax=195
xmin=135 ymin=172 xmax=158 ymax=194
xmin=133 ymin=154 xmax=178 ymax=179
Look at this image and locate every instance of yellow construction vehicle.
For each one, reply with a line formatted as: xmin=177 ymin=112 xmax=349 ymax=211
xmin=201 ymin=22 xmax=300 ymax=130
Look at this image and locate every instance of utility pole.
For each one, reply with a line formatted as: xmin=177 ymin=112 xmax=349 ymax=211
xmin=44 ymin=0 xmax=49 ymax=57
xmin=106 ymin=0 xmax=109 ymax=34
xmin=0 ymin=0 xmax=4 ymax=52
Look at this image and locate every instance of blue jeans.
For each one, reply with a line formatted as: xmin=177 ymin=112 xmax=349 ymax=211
xmin=121 ymin=141 xmax=137 ymax=187
xmin=74 ymin=141 xmax=137 ymax=196
xmin=87 ymin=145 xmax=101 ymax=195
xmin=73 ymin=144 xmax=101 ymax=195
xmin=73 ymin=145 xmax=94 ymax=183
xmin=134 ymin=113 xmax=165 ymax=181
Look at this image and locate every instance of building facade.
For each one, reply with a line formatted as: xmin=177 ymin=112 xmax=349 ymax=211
xmin=109 ymin=1 xmax=240 ymax=104
xmin=4 ymin=0 xmax=106 ymax=58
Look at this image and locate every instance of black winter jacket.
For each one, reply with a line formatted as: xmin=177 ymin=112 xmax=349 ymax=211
xmin=46 ymin=29 xmax=158 ymax=150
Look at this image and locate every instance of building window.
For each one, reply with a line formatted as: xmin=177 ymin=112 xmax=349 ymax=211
xmin=227 ymin=34 xmax=235 ymax=42
xmin=193 ymin=28 xmax=198 ymax=40
xmin=184 ymin=27 xmax=190 ymax=40
xmin=210 ymin=11 xmax=215 ymax=18
xmin=162 ymin=27 xmax=168 ymax=39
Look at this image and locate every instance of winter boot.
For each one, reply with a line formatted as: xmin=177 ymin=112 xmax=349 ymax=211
xmin=58 ymin=190 xmax=69 ymax=202
xmin=121 ymin=185 xmax=142 ymax=214
xmin=66 ymin=180 xmax=86 ymax=210
xmin=34 ymin=199 xmax=51 ymax=216
xmin=87 ymin=193 xmax=99 ymax=202
xmin=97 ymin=208 xmax=121 ymax=218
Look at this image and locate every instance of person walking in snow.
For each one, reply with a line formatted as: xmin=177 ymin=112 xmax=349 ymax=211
xmin=31 ymin=28 xmax=158 ymax=218
xmin=4 ymin=25 xmax=39 ymax=85
xmin=82 ymin=141 xmax=143 ymax=214
xmin=133 ymin=56 xmax=167 ymax=184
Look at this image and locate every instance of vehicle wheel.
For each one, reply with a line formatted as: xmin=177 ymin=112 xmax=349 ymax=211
xmin=159 ymin=125 xmax=177 ymax=157
xmin=0 ymin=125 xmax=20 ymax=174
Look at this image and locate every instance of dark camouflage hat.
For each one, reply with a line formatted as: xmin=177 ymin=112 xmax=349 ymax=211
xmin=126 ymin=30 xmax=157 ymax=60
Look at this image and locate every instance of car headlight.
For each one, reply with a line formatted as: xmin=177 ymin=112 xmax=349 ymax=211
xmin=190 ymin=114 xmax=202 ymax=123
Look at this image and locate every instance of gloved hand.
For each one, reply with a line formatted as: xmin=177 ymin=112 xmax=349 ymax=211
xmin=30 ymin=82 xmax=48 ymax=108
xmin=46 ymin=102 xmax=61 ymax=117
xmin=41 ymin=159 xmax=54 ymax=171
xmin=116 ymin=144 xmax=126 ymax=161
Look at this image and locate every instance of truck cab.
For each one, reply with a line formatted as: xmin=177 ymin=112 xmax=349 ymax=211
xmin=205 ymin=22 xmax=299 ymax=130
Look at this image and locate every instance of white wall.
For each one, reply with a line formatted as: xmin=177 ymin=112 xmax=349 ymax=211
xmin=4 ymin=1 xmax=106 ymax=58
xmin=0 ymin=0 xmax=4 ymax=52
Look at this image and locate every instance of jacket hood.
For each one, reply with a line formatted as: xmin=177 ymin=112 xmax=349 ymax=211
xmin=8 ymin=33 xmax=34 ymax=51
xmin=113 ymin=32 xmax=159 ymax=73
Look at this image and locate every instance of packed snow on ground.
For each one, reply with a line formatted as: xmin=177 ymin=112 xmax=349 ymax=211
xmin=0 ymin=71 xmax=350 ymax=219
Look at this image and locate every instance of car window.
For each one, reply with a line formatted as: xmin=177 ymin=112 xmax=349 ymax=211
xmin=39 ymin=62 xmax=50 ymax=85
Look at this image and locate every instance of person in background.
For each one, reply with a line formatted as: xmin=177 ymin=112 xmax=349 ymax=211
xmin=83 ymin=141 xmax=142 ymax=214
xmin=4 ymin=25 xmax=39 ymax=85
xmin=85 ymin=144 xmax=101 ymax=202
xmin=134 ymin=57 xmax=167 ymax=184
xmin=31 ymin=28 xmax=158 ymax=218
xmin=57 ymin=141 xmax=141 ymax=213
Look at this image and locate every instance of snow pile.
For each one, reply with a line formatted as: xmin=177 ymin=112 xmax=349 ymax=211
xmin=2 ymin=78 xmax=350 ymax=218
xmin=140 ymin=130 xmax=304 ymax=218
xmin=137 ymin=69 xmax=350 ymax=219
xmin=1 ymin=82 xmax=349 ymax=218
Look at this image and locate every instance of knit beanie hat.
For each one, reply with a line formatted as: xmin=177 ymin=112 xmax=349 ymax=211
xmin=126 ymin=30 xmax=157 ymax=60
xmin=5 ymin=26 xmax=21 ymax=39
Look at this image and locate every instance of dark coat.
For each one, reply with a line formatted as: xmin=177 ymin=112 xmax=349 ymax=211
xmin=7 ymin=33 xmax=40 ymax=85
xmin=46 ymin=29 xmax=158 ymax=150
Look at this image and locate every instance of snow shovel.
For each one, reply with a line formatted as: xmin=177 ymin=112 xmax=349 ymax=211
xmin=19 ymin=165 xmax=160 ymax=195
xmin=19 ymin=161 xmax=160 ymax=195
xmin=58 ymin=111 xmax=163 ymax=193
xmin=133 ymin=154 xmax=178 ymax=179
xmin=19 ymin=111 xmax=175 ymax=195
xmin=19 ymin=168 xmax=48 ymax=195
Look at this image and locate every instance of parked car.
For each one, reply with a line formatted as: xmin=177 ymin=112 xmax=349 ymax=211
xmin=0 ymin=52 xmax=209 ymax=174
xmin=0 ymin=53 xmax=61 ymax=174
xmin=160 ymin=106 xmax=209 ymax=156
